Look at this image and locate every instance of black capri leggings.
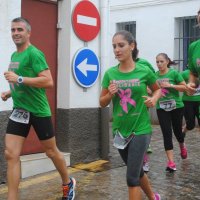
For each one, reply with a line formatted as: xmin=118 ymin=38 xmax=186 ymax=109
xmin=156 ymin=107 xmax=184 ymax=151
xmin=118 ymin=134 xmax=151 ymax=187
xmin=183 ymin=101 xmax=200 ymax=130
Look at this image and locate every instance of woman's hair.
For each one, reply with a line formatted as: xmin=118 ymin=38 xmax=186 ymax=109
xmin=156 ymin=53 xmax=177 ymax=68
xmin=113 ymin=30 xmax=139 ymax=61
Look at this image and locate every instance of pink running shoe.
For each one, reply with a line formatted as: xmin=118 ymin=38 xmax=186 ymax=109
xmin=180 ymin=145 xmax=187 ymax=159
xmin=154 ymin=193 xmax=161 ymax=200
xmin=166 ymin=161 xmax=176 ymax=172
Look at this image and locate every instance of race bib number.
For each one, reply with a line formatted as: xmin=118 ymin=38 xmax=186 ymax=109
xmin=194 ymin=87 xmax=200 ymax=96
xmin=9 ymin=109 xmax=30 ymax=124
xmin=159 ymin=99 xmax=176 ymax=111
xmin=113 ymin=131 xmax=134 ymax=149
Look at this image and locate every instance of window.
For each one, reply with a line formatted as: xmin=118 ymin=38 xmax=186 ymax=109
xmin=117 ymin=21 xmax=136 ymax=38
xmin=174 ymin=16 xmax=200 ymax=70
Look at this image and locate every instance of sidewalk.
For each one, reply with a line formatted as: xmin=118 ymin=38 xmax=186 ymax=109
xmin=0 ymin=125 xmax=200 ymax=200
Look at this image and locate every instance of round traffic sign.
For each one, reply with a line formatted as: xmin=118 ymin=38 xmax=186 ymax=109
xmin=72 ymin=48 xmax=100 ymax=88
xmin=72 ymin=0 xmax=101 ymax=42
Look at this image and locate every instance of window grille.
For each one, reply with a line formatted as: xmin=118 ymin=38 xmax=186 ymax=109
xmin=117 ymin=21 xmax=136 ymax=38
xmin=174 ymin=16 xmax=200 ymax=70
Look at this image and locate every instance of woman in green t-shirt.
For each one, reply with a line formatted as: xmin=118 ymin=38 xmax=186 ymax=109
xmin=187 ymin=9 xmax=200 ymax=94
xmin=100 ymin=30 xmax=161 ymax=200
xmin=155 ymin=53 xmax=187 ymax=172
xmin=181 ymin=69 xmax=200 ymax=134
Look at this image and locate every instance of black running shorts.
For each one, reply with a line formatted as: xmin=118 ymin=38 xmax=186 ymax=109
xmin=6 ymin=113 xmax=54 ymax=140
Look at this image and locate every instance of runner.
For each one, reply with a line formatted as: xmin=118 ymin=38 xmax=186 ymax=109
xmin=181 ymin=69 xmax=200 ymax=135
xmin=1 ymin=17 xmax=75 ymax=200
xmin=187 ymin=9 xmax=200 ymax=94
xmin=100 ymin=30 xmax=161 ymax=200
xmin=155 ymin=53 xmax=187 ymax=172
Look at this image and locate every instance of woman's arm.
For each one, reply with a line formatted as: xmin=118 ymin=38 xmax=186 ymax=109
xmin=159 ymin=81 xmax=186 ymax=92
xmin=169 ymin=81 xmax=186 ymax=92
xmin=142 ymin=82 xmax=161 ymax=107
xmin=186 ymin=72 xmax=198 ymax=95
xmin=99 ymin=88 xmax=113 ymax=107
xmin=100 ymin=83 xmax=118 ymax=107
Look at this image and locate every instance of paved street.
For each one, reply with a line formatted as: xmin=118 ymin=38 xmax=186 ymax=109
xmin=0 ymin=125 xmax=200 ymax=200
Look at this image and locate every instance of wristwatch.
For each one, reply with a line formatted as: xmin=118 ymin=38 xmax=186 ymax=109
xmin=17 ymin=76 xmax=24 ymax=84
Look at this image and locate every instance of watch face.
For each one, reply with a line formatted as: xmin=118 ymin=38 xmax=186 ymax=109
xmin=18 ymin=76 xmax=23 ymax=83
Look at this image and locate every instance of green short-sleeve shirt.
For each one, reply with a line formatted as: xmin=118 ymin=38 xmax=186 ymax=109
xmin=181 ymin=69 xmax=200 ymax=101
xmin=188 ymin=39 xmax=200 ymax=77
xmin=9 ymin=45 xmax=51 ymax=117
xmin=102 ymin=63 xmax=157 ymax=137
xmin=156 ymin=69 xmax=184 ymax=109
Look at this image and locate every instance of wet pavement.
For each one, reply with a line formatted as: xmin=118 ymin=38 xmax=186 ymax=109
xmin=0 ymin=125 xmax=200 ymax=200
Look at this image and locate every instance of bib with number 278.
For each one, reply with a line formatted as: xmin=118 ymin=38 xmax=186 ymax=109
xmin=9 ymin=109 xmax=30 ymax=124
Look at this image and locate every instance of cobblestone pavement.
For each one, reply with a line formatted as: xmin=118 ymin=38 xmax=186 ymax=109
xmin=0 ymin=125 xmax=200 ymax=200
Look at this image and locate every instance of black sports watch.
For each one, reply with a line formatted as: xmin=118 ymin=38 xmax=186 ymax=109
xmin=17 ymin=76 xmax=24 ymax=84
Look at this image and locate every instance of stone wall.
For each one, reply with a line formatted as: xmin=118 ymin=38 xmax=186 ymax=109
xmin=0 ymin=111 xmax=10 ymax=183
xmin=56 ymin=108 xmax=104 ymax=165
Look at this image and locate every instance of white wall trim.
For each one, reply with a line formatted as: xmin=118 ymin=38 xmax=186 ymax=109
xmin=110 ymin=0 xmax=194 ymax=11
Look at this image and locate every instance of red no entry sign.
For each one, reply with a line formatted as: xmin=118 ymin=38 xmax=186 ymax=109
xmin=72 ymin=0 xmax=101 ymax=42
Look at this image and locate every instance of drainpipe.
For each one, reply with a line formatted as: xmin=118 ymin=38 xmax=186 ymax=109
xmin=100 ymin=0 xmax=110 ymax=159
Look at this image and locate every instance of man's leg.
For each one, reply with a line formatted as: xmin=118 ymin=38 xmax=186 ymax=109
xmin=5 ymin=134 xmax=25 ymax=200
xmin=33 ymin=116 xmax=75 ymax=199
xmin=40 ymin=137 xmax=70 ymax=184
xmin=32 ymin=116 xmax=70 ymax=184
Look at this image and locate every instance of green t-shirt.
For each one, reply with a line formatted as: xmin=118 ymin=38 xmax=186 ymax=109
xmin=188 ymin=39 xmax=200 ymax=77
xmin=9 ymin=45 xmax=51 ymax=117
xmin=102 ymin=63 xmax=157 ymax=137
xmin=181 ymin=69 xmax=200 ymax=101
xmin=156 ymin=69 xmax=184 ymax=110
xmin=136 ymin=58 xmax=155 ymax=73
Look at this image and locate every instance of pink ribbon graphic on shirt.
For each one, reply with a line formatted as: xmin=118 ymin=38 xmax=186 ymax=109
xmin=118 ymin=88 xmax=136 ymax=113
xmin=161 ymin=88 xmax=169 ymax=97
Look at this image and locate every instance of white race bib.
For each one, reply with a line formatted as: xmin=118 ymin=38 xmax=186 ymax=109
xmin=9 ymin=109 xmax=30 ymax=124
xmin=193 ymin=87 xmax=200 ymax=96
xmin=159 ymin=99 xmax=176 ymax=111
xmin=113 ymin=131 xmax=134 ymax=149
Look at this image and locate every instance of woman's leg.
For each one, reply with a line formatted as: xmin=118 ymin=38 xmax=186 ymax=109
xmin=171 ymin=108 xmax=187 ymax=159
xmin=171 ymin=108 xmax=184 ymax=143
xmin=127 ymin=135 xmax=154 ymax=200
xmin=183 ymin=101 xmax=196 ymax=132
xmin=156 ymin=109 xmax=174 ymax=162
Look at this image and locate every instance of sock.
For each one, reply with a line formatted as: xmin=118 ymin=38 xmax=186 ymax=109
xmin=63 ymin=179 xmax=72 ymax=187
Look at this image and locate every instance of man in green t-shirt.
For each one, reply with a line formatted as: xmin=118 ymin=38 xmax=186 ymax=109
xmin=1 ymin=17 xmax=75 ymax=200
xmin=187 ymin=9 xmax=200 ymax=95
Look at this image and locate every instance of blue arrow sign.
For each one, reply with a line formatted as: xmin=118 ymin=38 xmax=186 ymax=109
xmin=73 ymin=48 xmax=100 ymax=88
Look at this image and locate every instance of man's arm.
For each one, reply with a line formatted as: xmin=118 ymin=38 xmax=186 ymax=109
xmin=4 ymin=69 xmax=53 ymax=88
xmin=1 ymin=90 xmax=11 ymax=101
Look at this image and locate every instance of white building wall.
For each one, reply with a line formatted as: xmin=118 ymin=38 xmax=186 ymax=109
xmin=109 ymin=0 xmax=200 ymax=69
xmin=2 ymin=0 xmax=198 ymax=111
xmin=57 ymin=0 xmax=103 ymax=109
xmin=0 ymin=0 xmax=107 ymax=111
xmin=0 ymin=0 xmax=21 ymax=111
